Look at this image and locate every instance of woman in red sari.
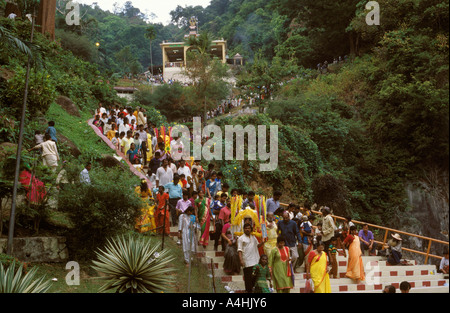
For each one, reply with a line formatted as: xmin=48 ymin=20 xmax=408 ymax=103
xmin=155 ymin=185 xmax=170 ymax=235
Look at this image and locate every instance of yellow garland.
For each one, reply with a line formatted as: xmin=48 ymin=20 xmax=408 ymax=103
xmin=230 ymin=195 xmax=242 ymax=224
xmin=232 ymin=208 xmax=260 ymax=229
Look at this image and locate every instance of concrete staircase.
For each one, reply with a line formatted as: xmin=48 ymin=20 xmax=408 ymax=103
xmin=169 ymin=227 xmax=449 ymax=293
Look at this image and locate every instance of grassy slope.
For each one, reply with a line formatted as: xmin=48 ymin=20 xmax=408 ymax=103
xmin=45 ymin=102 xmax=113 ymax=159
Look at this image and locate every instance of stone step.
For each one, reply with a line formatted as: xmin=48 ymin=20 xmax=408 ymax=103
xmin=225 ymin=279 xmax=449 ymax=293
xmin=220 ymin=272 xmax=446 ymax=284
xmin=209 ymin=260 xmax=436 ymax=276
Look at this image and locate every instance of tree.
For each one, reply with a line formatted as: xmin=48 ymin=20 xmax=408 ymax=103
xmin=238 ymin=54 xmax=298 ymax=112
xmin=145 ymin=25 xmax=156 ymax=76
xmin=183 ymin=32 xmax=230 ymax=121
xmin=114 ymin=45 xmax=137 ymax=74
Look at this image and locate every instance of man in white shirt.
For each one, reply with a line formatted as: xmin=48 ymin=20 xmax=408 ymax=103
xmin=137 ymin=107 xmax=146 ymax=127
xmin=238 ymin=223 xmax=265 ymax=293
xmin=177 ymin=159 xmax=191 ymax=179
xmin=118 ymin=117 xmax=130 ymax=136
xmin=28 ymin=134 xmax=59 ymax=172
xmin=98 ymin=103 xmax=106 ymax=115
xmin=156 ymin=159 xmax=173 ymax=188
xmin=321 ymin=207 xmax=336 ymax=255
xmin=80 ymin=162 xmax=92 ymax=184
xmin=168 ymin=158 xmax=177 ymax=175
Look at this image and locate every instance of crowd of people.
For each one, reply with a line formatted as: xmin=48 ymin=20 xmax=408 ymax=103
xmin=25 ymin=100 xmax=447 ymax=294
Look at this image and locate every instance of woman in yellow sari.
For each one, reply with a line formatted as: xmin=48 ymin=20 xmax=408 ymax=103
xmin=344 ymin=225 xmax=365 ymax=283
xmin=305 ymin=242 xmax=331 ymax=293
xmin=134 ymin=180 xmax=156 ymax=233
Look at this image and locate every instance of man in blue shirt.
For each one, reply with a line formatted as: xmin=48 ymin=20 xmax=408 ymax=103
xmin=242 ymin=190 xmax=256 ymax=210
xmin=266 ymin=190 xmax=282 ymax=214
xmin=46 ymin=121 xmax=57 ymax=143
xmin=359 ymin=224 xmax=377 ymax=255
xmin=277 ymin=211 xmax=302 ymax=272
xmin=164 ymin=174 xmax=183 ymax=227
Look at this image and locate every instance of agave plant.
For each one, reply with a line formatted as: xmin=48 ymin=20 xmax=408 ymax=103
xmin=92 ymin=234 xmax=176 ymax=293
xmin=0 ymin=263 xmax=51 ymax=293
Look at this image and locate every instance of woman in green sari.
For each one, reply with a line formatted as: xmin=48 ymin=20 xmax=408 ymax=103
xmin=252 ymin=255 xmax=272 ymax=293
xmin=269 ymin=235 xmax=294 ymax=293
xmin=195 ymin=190 xmax=211 ymax=248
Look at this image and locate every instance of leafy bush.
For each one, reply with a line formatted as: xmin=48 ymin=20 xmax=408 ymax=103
xmin=0 ymin=253 xmax=29 ymax=274
xmin=2 ymin=65 xmax=57 ymax=119
xmin=55 ymin=29 xmax=98 ymax=62
xmin=57 ymin=166 xmax=142 ymax=260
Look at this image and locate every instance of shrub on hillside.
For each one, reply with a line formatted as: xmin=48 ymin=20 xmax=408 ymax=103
xmin=57 ymin=166 xmax=141 ymax=260
xmin=2 ymin=65 xmax=57 ymax=119
xmin=55 ymin=29 xmax=98 ymax=63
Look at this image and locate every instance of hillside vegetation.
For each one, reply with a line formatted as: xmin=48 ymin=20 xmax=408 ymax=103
xmin=0 ymin=0 xmax=448 ymax=253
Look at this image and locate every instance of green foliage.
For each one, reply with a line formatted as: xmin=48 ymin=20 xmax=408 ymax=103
xmin=57 ymin=166 xmax=141 ymax=260
xmin=0 ymin=254 xmax=28 ymax=274
xmin=92 ymin=234 xmax=176 ymax=293
xmin=55 ymin=29 xmax=98 ymax=62
xmin=0 ymin=262 xmax=51 ymax=293
xmin=45 ymin=103 xmax=112 ymax=161
xmin=2 ymin=65 xmax=57 ymax=119
xmin=134 ymin=83 xmax=191 ymax=121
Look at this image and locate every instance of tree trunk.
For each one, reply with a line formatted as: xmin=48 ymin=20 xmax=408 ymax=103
xmin=150 ymin=40 xmax=153 ymax=76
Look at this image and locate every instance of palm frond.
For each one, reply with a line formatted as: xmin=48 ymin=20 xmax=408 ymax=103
xmin=0 ymin=25 xmax=33 ymax=57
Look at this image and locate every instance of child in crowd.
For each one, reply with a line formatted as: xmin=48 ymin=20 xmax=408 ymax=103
xmin=46 ymin=121 xmax=57 ymax=142
xmin=179 ymin=173 xmax=188 ymax=189
xmin=215 ymin=171 xmax=223 ymax=192
xmin=117 ymin=131 xmax=125 ymax=150
xmin=328 ymin=237 xmax=339 ymax=279
xmin=197 ymin=170 xmax=206 ymax=194
xmin=189 ymin=191 xmax=199 ymax=218
xmin=34 ymin=130 xmax=44 ymax=145
xmin=178 ymin=206 xmax=197 ymax=265
xmin=314 ymin=222 xmax=323 ymax=249
xmin=252 ymin=255 xmax=272 ymax=293
xmin=111 ymin=132 xmax=120 ymax=150
xmin=34 ymin=130 xmax=44 ymax=154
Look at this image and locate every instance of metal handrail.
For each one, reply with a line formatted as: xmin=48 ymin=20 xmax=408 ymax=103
xmin=279 ymin=202 xmax=449 ymax=264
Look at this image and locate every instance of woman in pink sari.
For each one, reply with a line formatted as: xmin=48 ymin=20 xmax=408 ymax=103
xmin=196 ymin=190 xmax=211 ymax=248
xmin=344 ymin=225 xmax=366 ymax=283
